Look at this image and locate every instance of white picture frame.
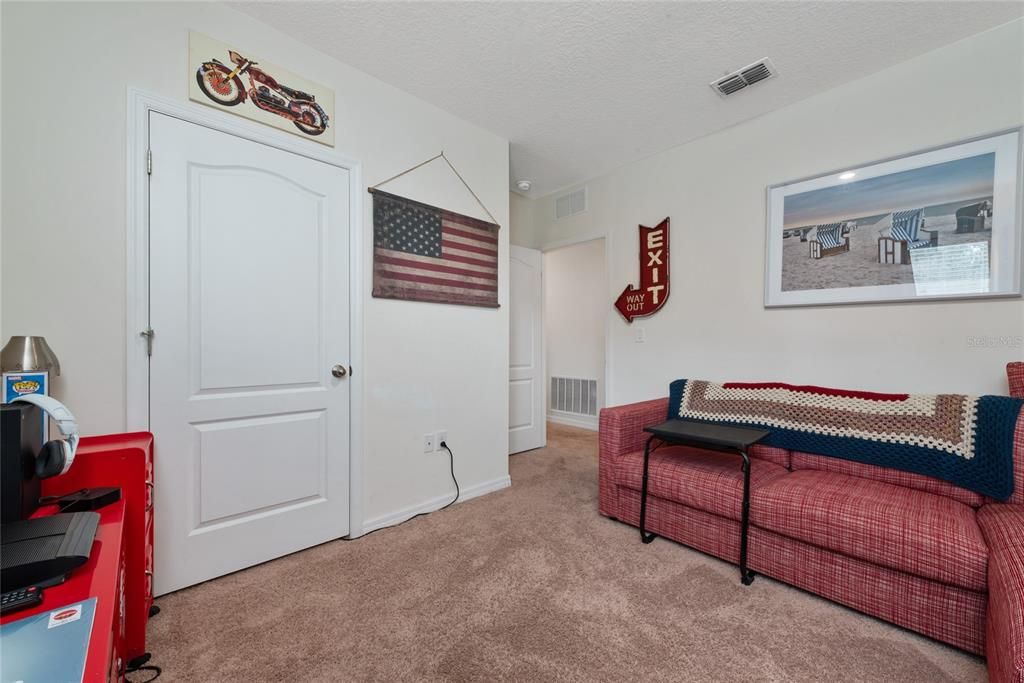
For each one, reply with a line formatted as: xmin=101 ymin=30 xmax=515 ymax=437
xmin=764 ymin=129 xmax=1022 ymax=307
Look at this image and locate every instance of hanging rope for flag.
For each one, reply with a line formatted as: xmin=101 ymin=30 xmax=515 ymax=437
xmin=369 ymin=151 xmax=499 ymax=226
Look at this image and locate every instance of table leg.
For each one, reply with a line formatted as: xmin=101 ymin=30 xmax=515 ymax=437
xmin=739 ymin=449 xmax=755 ymax=585
xmin=639 ymin=435 xmax=657 ymax=544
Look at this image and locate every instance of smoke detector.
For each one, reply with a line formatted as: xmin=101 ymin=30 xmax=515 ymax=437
xmin=516 ymin=180 xmax=532 ymax=192
xmin=710 ymin=58 xmax=778 ymax=97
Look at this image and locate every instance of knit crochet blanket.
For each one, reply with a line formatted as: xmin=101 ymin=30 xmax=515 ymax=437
xmin=668 ymin=379 xmax=1023 ymax=500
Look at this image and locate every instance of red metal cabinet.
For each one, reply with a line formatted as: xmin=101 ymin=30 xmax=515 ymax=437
xmin=1 ymin=500 xmax=128 ymax=681
xmin=40 ymin=431 xmax=154 ymax=665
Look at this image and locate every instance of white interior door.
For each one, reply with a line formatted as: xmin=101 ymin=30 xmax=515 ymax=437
xmin=509 ymin=245 xmax=545 ymax=453
xmin=149 ymin=113 xmax=350 ymax=594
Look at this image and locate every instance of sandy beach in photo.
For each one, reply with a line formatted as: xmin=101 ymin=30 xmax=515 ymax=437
xmin=781 ymin=198 xmax=993 ymax=292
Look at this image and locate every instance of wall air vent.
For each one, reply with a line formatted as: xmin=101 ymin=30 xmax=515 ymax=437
xmin=555 ymin=187 xmax=587 ymax=220
xmin=710 ymin=58 xmax=778 ymax=97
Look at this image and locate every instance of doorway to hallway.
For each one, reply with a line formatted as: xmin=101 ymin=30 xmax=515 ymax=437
xmin=543 ymin=238 xmax=607 ymax=431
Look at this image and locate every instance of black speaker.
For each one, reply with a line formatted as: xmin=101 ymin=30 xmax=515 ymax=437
xmin=1 ymin=402 xmax=43 ymax=523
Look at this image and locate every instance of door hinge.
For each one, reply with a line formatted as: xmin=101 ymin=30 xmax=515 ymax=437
xmin=140 ymin=327 xmax=155 ymax=356
xmin=146 ymin=149 xmax=152 ymax=176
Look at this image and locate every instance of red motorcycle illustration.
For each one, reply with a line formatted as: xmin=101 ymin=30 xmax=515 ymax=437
xmin=196 ymin=51 xmax=329 ymax=137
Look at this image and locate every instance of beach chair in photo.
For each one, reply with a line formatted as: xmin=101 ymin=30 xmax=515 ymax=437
xmin=877 ymin=208 xmax=937 ymax=264
xmin=955 ymin=201 xmax=992 ymax=234
xmin=808 ymin=222 xmax=850 ymax=259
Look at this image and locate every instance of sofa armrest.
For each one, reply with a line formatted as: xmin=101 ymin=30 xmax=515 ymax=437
xmin=978 ymin=504 xmax=1024 ymax=683
xmin=598 ymin=398 xmax=670 ymax=461
xmin=597 ymin=398 xmax=669 ymax=519
xmin=1009 ymin=362 xmax=1024 ymax=399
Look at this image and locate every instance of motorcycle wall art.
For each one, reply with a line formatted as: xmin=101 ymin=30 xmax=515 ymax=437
xmin=189 ymin=32 xmax=336 ymax=146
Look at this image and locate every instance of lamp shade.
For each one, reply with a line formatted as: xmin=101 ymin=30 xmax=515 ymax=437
xmin=0 ymin=336 xmax=61 ymax=375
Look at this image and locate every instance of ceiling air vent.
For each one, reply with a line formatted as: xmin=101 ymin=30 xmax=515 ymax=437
xmin=710 ymin=58 xmax=778 ymax=97
xmin=555 ymin=187 xmax=587 ymax=220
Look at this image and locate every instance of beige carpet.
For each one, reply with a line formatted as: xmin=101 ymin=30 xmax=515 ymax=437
xmin=148 ymin=423 xmax=985 ymax=682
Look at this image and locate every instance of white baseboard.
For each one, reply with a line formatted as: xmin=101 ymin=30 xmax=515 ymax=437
xmin=547 ymin=411 xmax=599 ymax=431
xmin=355 ymin=475 xmax=511 ymax=537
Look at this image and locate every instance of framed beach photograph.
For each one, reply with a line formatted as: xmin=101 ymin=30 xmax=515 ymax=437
xmin=764 ymin=129 xmax=1022 ymax=307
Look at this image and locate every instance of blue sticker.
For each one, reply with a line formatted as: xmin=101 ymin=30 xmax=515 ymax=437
xmin=3 ymin=371 xmax=49 ymax=440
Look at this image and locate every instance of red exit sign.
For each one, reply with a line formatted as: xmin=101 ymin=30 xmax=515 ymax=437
xmin=614 ymin=217 xmax=670 ymax=323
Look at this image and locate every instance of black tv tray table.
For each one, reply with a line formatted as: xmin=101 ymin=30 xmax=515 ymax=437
xmin=640 ymin=419 xmax=770 ymax=585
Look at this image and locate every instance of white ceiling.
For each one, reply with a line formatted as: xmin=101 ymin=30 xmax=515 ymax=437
xmin=234 ymin=2 xmax=1023 ymax=198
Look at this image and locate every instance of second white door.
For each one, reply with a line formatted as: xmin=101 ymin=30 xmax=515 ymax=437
xmin=509 ymin=245 xmax=545 ymax=453
xmin=149 ymin=113 xmax=351 ymax=594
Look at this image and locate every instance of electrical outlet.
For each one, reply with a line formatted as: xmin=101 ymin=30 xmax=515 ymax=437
xmin=423 ymin=433 xmax=435 ymax=453
xmin=436 ymin=430 xmax=448 ymax=449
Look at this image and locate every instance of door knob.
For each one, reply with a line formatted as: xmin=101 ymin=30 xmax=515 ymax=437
xmin=331 ymin=364 xmax=348 ymax=378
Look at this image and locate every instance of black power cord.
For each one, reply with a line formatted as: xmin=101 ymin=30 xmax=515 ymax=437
xmin=342 ymin=441 xmax=460 ymax=541
xmin=437 ymin=442 xmax=461 ymax=512
xmin=125 ymin=652 xmax=161 ymax=682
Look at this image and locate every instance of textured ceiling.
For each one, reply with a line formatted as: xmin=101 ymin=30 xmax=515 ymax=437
xmin=233 ymin=2 xmax=1023 ymax=198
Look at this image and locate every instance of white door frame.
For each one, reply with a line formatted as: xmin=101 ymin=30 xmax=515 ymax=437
xmin=125 ymin=88 xmax=367 ymax=536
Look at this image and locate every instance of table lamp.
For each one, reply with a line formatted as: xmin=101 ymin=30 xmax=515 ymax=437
xmin=1 ymin=336 xmax=61 ymax=375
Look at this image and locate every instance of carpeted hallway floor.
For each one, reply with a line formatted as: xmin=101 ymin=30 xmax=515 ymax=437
xmin=147 ymin=423 xmax=985 ymax=682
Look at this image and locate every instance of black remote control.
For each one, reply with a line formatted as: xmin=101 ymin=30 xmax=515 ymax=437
xmin=1 ymin=585 xmax=43 ymax=615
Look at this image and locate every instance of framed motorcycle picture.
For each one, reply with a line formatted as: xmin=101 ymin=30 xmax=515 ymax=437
xmin=188 ymin=32 xmax=336 ymax=147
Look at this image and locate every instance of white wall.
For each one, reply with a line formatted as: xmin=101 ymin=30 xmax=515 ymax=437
xmin=510 ymin=191 xmax=539 ymax=248
xmin=530 ymin=19 xmax=1024 ymax=403
xmin=1 ymin=2 xmax=510 ymax=531
xmin=544 ymin=239 xmax=606 ymax=427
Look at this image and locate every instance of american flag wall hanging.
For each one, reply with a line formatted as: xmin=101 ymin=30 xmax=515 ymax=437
xmin=370 ymin=189 xmax=500 ymax=308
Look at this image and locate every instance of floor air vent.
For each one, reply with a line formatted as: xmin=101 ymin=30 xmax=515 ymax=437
xmin=710 ymin=58 xmax=777 ymax=97
xmin=551 ymin=377 xmax=598 ymax=416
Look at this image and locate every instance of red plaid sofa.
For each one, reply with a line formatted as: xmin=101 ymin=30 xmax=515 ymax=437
xmin=1010 ymin=362 xmax=1024 ymax=399
xmin=599 ymin=397 xmax=1024 ymax=681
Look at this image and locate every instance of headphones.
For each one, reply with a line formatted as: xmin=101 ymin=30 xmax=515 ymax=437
xmin=11 ymin=394 xmax=80 ymax=478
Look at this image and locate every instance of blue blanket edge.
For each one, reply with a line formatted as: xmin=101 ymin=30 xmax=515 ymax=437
xmin=668 ymin=379 xmax=1021 ymax=501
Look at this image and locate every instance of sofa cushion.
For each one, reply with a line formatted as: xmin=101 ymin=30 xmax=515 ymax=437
xmin=614 ymin=445 xmax=790 ymax=522
xmin=750 ymin=526 xmax=986 ymax=655
xmin=749 ymin=444 xmax=790 ymax=469
xmin=791 ymin=451 xmax=984 ymax=508
xmin=752 ymin=470 xmax=988 ymax=591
